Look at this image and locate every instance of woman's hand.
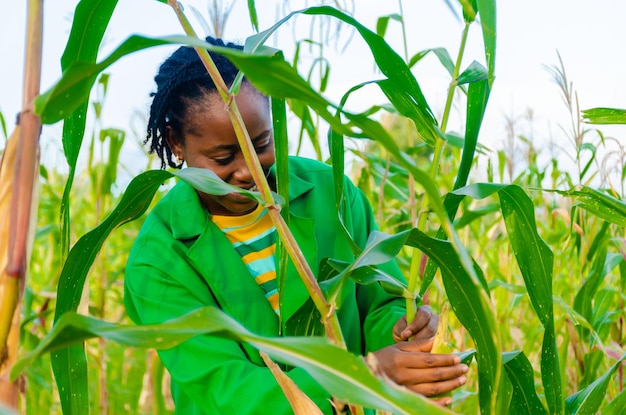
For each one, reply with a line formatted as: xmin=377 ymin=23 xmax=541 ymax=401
xmin=372 ymin=337 xmax=468 ymax=406
xmin=393 ymin=305 xmax=438 ymax=343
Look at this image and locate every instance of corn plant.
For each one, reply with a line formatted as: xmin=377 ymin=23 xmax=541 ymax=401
xmin=2 ymin=0 xmax=626 ymax=414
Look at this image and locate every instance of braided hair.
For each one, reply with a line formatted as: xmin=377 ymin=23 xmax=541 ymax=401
xmin=146 ymin=37 xmax=245 ymax=169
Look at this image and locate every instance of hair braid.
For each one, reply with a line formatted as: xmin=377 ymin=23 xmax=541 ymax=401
xmin=146 ymin=36 xmax=245 ymax=169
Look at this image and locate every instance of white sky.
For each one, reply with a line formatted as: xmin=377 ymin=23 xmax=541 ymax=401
xmin=1 ymin=0 xmax=625 ymax=187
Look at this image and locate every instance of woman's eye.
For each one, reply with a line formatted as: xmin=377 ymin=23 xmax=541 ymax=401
xmin=255 ymin=142 xmax=270 ymax=153
xmin=214 ymin=155 xmax=234 ymax=165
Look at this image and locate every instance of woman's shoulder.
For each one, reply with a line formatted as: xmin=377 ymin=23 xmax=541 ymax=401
xmin=287 ymin=155 xmax=331 ymax=173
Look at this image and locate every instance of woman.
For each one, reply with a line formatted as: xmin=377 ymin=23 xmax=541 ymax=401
xmin=124 ymin=37 xmax=467 ymax=414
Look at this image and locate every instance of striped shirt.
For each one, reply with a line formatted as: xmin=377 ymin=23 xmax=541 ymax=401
xmin=212 ymin=204 xmax=279 ymax=314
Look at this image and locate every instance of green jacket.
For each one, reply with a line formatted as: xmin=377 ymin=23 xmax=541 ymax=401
xmin=124 ymin=156 xmax=406 ymax=414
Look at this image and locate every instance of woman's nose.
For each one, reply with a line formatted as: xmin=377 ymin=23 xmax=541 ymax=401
xmin=232 ymin=155 xmax=253 ymax=183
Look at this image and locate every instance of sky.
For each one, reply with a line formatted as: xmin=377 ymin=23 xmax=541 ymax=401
xmin=1 ymin=0 xmax=625 ymax=187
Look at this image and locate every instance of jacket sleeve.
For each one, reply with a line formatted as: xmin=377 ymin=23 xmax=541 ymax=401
xmin=343 ymin=177 xmax=407 ymax=353
xmin=124 ymin=222 xmax=333 ymax=415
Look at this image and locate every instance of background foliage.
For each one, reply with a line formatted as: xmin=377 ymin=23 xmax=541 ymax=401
xmin=2 ymin=0 xmax=625 ymax=414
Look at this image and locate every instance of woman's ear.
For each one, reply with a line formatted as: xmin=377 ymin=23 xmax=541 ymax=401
xmin=165 ymin=126 xmax=184 ymax=161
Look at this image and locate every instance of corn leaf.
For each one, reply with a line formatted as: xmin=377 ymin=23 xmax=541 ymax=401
xmin=454 ymin=183 xmax=562 ymax=414
xmin=405 ymin=229 xmax=500 ymax=415
xmin=408 ymin=47 xmax=454 ymax=75
xmin=556 ymin=185 xmax=626 ymax=227
xmin=247 ymin=0 xmax=259 ymax=32
xmin=582 ymin=107 xmax=626 ymax=125
xmin=32 ymin=30 xmax=474 ymax=283
xmin=301 ymin=6 xmax=443 ymax=145
xmin=475 ymin=0 xmax=496 ymax=86
xmin=375 ymin=14 xmax=402 ymax=38
xmin=14 ymin=308 xmax=454 ymax=415
xmin=421 ymin=75 xmax=490 ymax=295
xmin=261 ymin=352 xmax=324 ymax=415
xmin=601 ymin=388 xmax=626 ymax=415
xmin=502 ymin=351 xmax=549 ymax=415
xmin=51 ymin=169 xmax=171 ymax=414
xmin=565 ymin=353 xmax=626 ymax=415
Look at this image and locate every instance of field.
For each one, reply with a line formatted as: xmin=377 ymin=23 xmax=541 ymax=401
xmin=1 ymin=1 xmax=625 ymax=414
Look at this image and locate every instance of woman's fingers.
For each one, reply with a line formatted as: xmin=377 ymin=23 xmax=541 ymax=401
xmin=407 ymin=374 xmax=468 ymax=396
xmin=388 ymin=358 xmax=468 ymax=384
xmin=393 ymin=306 xmax=439 ymax=342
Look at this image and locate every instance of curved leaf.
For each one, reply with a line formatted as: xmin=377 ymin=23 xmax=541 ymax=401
xmin=15 ymin=308 xmax=454 ymax=415
xmin=56 ymin=13 xmax=120 ymax=407
xmin=601 ymin=388 xmax=626 ymax=415
xmin=502 ymin=351 xmax=549 ymax=415
xmin=406 ymin=229 xmax=500 ymax=415
xmin=456 ymin=61 xmax=488 ymax=85
xmin=52 ymin=169 xmax=170 ymax=415
xmin=504 ymin=189 xmax=561 ymax=414
xmin=565 ymin=353 xmax=626 ymax=415
xmin=558 ymin=185 xmax=626 ymax=227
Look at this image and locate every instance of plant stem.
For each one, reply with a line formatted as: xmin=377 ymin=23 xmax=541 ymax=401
xmin=0 ymin=0 xmax=43 ymax=408
xmin=406 ymin=21 xmax=471 ymax=323
xmin=168 ymin=1 xmax=346 ymax=348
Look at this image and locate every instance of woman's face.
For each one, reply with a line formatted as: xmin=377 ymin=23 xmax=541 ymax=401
xmin=166 ymin=84 xmax=275 ymax=216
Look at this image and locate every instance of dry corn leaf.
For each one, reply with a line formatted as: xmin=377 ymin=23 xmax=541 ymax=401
xmin=260 ymin=351 xmax=324 ymax=415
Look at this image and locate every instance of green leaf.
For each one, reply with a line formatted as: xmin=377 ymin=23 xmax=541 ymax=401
xmin=420 ymin=77 xmax=490 ymax=293
xmin=601 ymin=388 xmax=626 ymax=415
xmin=172 ymin=167 xmax=280 ymax=205
xmin=406 ymin=230 xmax=500 ymax=415
xmin=376 ymin=79 xmax=443 ymax=146
xmin=408 ymin=47 xmax=455 ymax=76
xmin=247 ymin=0 xmax=259 ymax=32
xmin=376 ymin=14 xmax=402 ymax=38
xmin=582 ymin=107 xmax=626 ymax=125
xmin=451 ymin=183 xmax=562 ymax=413
xmin=272 ymin=97 xmax=290 ymax=216
xmin=557 ymin=185 xmax=626 ymax=227
xmin=565 ymin=353 xmax=626 ymax=415
xmin=301 ymin=6 xmax=442 ymax=145
xmin=498 ymin=186 xmax=561 ymax=415
xmin=54 ymin=170 xmax=172 ymax=320
xmin=53 ymin=2 xmax=120 ymax=412
xmin=475 ymin=0 xmax=496 ymax=86
xmin=456 ymin=61 xmax=489 ymax=85
xmin=52 ymin=170 xmax=170 ymax=415
xmin=14 ymin=309 xmax=454 ymax=415
xmin=36 ymin=36 xmax=171 ymax=124
xmin=502 ymin=351 xmax=549 ymax=415
xmin=320 ymin=259 xmax=412 ymax=304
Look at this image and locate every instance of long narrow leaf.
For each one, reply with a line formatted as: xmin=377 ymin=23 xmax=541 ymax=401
xmin=420 ymin=74 xmax=490 ymax=295
xmin=14 ymin=308 xmax=454 ymax=415
xmin=565 ymin=353 xmax=626 ymax=415
xmin=582 ymin=107 xmax=626 ymax=125
xmin=454 ymin=183 xmax=561 ymax=414
xmin=502 ymin=351 xmax=549 ymax=415
xmin=475 ymin=0 xmax=496 ymax=86
xmin=406 ymin=230 xmax=500 ymax=415
xmin=555 ymin=185 xmax=626 ymax=227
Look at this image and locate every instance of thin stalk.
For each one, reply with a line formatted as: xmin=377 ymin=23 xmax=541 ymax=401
xmin=0 ymin=0 xmax=43 ymax=408
xmin=168 ymin=1 xmax=346 ymax=348
xmin=397 ymin=0 xmax=421 ymax=321
xmin=406 ymin=21 xmax=471 ymax=323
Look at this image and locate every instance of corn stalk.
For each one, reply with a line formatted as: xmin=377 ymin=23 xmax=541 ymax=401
xmin=0 ymin=0 xmax=43 ymax=408
xmin=167 ymin=0 xmax=346 ymax=348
